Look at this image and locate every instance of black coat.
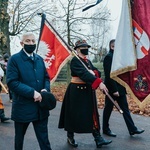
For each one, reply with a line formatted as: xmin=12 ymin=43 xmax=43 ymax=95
xmin=103 ymin=49 xmax=126 ymax=95
xmin=6 ymin=50 xmax=50 ymax=122
xmin=58 ymin=56 xmax=101 ymax=133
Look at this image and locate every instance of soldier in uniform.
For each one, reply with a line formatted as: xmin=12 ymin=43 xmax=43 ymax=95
xmin=58 ymin=39 xmax=112 ymax=148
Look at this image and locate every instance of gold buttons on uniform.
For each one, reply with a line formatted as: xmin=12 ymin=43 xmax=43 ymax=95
xmin=77 ymin=86 xmax=87 ymax=89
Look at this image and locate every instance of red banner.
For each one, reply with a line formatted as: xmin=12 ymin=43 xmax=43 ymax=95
xmin=37 ymin=17 xmax=72 ymax=83
xmin=111 ymin=0 xmax=150 ymax=109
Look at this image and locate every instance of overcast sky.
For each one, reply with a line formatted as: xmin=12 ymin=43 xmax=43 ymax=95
xmin=82 ymin=0 xmax=123 ymax=40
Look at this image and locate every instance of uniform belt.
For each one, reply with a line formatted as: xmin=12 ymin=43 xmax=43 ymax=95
xmin=71 ymin=77 xmax=86 ymax=84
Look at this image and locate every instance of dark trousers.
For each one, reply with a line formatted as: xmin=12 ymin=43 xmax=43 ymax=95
xmin=14 ymin=118 xmax=51 ymax=150
xmin=103 ymin=94 xmax=137 ymax=133
xmin=8 ymin=89 xmax=12 ymax=100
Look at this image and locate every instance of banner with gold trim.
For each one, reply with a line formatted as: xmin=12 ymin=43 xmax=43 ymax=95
xmin=110 ymin=0 xmax=150 ymax=110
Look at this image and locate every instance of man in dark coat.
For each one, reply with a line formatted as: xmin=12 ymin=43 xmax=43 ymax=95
xmin=102 ymin=39 xmax=145 ymax=137
xmin=58 ymin=39 xmax=112 ymax=148
xmin=6 ymin=32 xmax=52 ymax=150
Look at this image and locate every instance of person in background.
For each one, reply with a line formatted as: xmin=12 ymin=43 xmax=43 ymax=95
xmin=0 ymin=54 xmax=5 ymax=88
xmin=58 ymin=39 xmax=112 ymax=148
xmin=6 ymin=32 xmax=52 ymax=150
xmin=102 ymin=39 xmax=145 ymax=137
xmin=0 ymin=65 xmax=10 ymax=122
xmin=2 ymin=53 xmax=13 ymax=103
xmin=3 ymin=53 xmax=9 ymax=73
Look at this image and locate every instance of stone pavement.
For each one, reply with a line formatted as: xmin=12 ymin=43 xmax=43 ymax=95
xmin=0 ymin=93 xmax=150 ymax=150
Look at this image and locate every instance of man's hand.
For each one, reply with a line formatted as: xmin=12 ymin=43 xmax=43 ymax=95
xmin=113 ymin=91 xmax=119 ymax=97
xmin=34 ymin=91 xmax=42 ymax=102
xmin=99 ymin=82 xmax=108 ymax=93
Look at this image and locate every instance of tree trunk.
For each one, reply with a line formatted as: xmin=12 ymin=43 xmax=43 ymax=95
xmin=0 ymin=0 xmax=10 ymax=55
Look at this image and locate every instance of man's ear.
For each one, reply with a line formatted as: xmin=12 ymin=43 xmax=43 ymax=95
xmin=20 ymin=42 xmax=24 ymax=47
xmin=76 ymin=48 xmax=80 ymax=53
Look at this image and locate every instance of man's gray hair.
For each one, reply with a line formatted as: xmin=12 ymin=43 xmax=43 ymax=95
xmin=20 ymin=32 xmax=36 ymax=42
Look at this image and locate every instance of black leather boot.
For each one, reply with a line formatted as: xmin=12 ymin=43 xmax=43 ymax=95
xmin=0 ymin=109 xmax=10 ymax=123
xmin=93 ymin=129 xmax=112 ymax=148
xmin=67 ymin=131 xmax=78 ymax=147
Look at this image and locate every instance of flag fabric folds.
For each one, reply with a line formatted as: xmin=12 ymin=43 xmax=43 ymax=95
xmin=37 ymin=14 xmax=72 ymax=84
xmin=82 ymin=0 xmax=103 ymax=12
xmin=110 ymin=0 xmax=150 ymax=110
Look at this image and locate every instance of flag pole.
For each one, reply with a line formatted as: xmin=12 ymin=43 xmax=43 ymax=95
xmin=0 ymin=81 xmax=8 ymax=94
xmin=103 ymin=89 xmax=123 ymax=114
xmin=36 ymin=13 xmax=46 ymax=53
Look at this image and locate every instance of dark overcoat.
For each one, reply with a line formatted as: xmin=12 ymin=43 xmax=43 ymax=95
xmin=58 ymin=56 xmax=101 ymax=133
xmin=6 ymin=50 xmax=50 ymax=122
xmin=103 ymin=49 xmax=126 ymax=95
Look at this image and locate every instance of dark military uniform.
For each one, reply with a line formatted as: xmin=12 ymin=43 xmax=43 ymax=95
xmin=59 ymin=39 xmax=112 ymax=148
xmin=59 ymin=56 xmax=101 ymax=133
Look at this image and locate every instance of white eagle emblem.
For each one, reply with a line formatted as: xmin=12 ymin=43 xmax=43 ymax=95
xmin=37 ymin=41 xmax=55 ymax=69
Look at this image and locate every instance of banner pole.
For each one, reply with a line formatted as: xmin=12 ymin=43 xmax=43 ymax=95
xmin=0 ymin=81 xmax=8 ymax=94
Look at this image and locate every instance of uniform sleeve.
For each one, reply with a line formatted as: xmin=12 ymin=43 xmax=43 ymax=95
xmin=71 ymin=57 xmax=102 ymax=89
xmin=6 ymin=56 xmax=35 ymax=98
xmin=89 ymin=61 xmax=101 ymax=78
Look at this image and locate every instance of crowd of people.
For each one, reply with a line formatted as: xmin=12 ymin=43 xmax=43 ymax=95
xmin=0 ymin=32 xmax=145 ymax=150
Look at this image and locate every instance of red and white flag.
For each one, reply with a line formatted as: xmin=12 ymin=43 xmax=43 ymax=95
xmin=110 ymin=0 xmax=150 ymax=109
xmin=37 ymin=14 xmax=72 ymax=84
